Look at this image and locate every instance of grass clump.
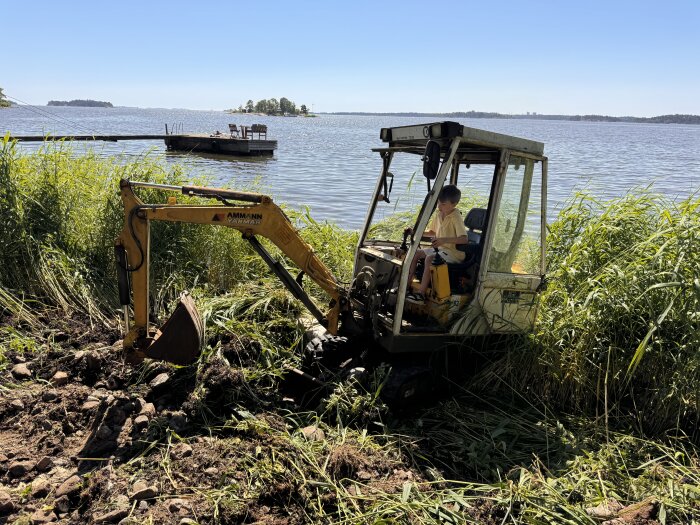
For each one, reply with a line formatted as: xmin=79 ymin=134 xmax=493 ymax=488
xmin=494 ymin=192 xmax=700 ymax=435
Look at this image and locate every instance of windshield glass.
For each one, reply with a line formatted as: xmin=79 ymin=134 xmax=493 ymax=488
xmin=367 ymin=153 xmax=425 ymax=241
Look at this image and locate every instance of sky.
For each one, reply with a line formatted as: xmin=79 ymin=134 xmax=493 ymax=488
xmin=2 ymin=0 xmax=699 ymax=116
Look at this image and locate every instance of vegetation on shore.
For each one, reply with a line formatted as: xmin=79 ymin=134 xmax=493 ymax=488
xmin=1 ymin=141 xmax=699 ymax=523
xmin=229 ymin=97 xmax=310 ymax=116
xmin=47 ymin=99 xmax=113 ymax=108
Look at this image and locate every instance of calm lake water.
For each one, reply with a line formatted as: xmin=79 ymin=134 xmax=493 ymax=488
xmin=2 ymin=106 xmax=699 ymax=229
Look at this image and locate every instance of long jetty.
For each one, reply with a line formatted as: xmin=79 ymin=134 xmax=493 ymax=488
xmin=9 ymin=135 xmax=169 ymax=142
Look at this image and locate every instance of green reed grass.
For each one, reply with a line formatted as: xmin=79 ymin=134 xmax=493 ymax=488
xmin=474 ymin=191 xmax=700 ymax=435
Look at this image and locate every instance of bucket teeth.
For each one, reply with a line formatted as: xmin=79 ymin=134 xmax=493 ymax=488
xmin=143 ymin=292 xmax=204 ymax=365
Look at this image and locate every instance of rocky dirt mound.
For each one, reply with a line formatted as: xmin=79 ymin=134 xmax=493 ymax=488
xmin=0 ymin=325 xmax=417 ymax=524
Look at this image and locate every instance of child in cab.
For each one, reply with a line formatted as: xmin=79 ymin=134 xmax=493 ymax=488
xmin=405 ymin=184 xmax=468 ymax=302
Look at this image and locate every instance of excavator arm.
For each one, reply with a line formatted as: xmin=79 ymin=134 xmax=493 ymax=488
xmin=114 ymin=179 xmax=345 ymax=364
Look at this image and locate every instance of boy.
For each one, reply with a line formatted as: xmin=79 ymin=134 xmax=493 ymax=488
xmin=405 ymin=184 xmax=468 ymax=302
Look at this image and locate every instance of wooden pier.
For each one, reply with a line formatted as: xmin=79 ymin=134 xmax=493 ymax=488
xmin=8 ymin=127 xmax=278 ymax=157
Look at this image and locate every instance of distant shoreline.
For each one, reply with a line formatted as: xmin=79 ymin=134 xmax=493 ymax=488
xmin=324 ymin=111 xmax=700 ymax=125
xmin=48 ymin=99 xmax=113 ymax=108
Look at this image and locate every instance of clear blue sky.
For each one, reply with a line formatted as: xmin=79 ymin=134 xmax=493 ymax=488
xmin=3 ymin=0 xmax=699 ymax=116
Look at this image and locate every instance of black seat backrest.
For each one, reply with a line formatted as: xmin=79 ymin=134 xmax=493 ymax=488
xmin=464 ymin=207 xmax=487 ymax=244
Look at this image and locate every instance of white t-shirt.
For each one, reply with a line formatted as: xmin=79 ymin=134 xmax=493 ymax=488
xmin=429 ymin=208 xmax=467 ymax=263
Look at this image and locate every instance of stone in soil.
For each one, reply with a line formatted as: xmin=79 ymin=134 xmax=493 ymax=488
xmin=9 ymin=460 xmax=33 ymax=478
xmin=149 ymin=372 xmax=170 ymax=391
xmin=82 ymin=400 xmax=101 ymax=412
xmin=301 ymin=425 xmax=326 ymax=441
xmin=55 ymin=474 xmax=82 ymax=498
xmin=35 ymin=456 xmax=54 ymax=472
xmin=133 ymin=414 xmax=149 ymax=429
xmin=140 ymin=402 xmax=156 ymax=417
xmin=166 ymin=498 xmax=188 ymax=513
xmin=130 ymin=480 xmax=158 ymax=500
xmin=11 ymin=363 xmax=32 ymax=380
xmin=172 ymin=443 xmax=193 ymax=459
xmin=93 ymin=508 xmax=129 ymax=524
xmin=54 ymin=495 xmax=70 ymax=513
xmin=10 ymin=399 xmax=25 ymax=410
xmin=32 ymin=479 xmax=52 ymax=498
xmin=50 ymin=371 xmax=70 ymax=386
xmin=0 ymin=490 xmax=15 ymax=515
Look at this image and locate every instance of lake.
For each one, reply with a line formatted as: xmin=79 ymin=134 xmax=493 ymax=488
xmin=2 ymin=106 xmax=699 ymax=229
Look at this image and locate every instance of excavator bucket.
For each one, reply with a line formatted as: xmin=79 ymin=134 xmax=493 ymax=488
xmin=143 ymin=293 xmax=204 ymax=365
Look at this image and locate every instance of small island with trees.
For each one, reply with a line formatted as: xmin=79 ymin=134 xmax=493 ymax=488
xmin=48 ymin=99 xmax=113 ymax=108
xmin=227 ymin=97 xmax=311 ymax=116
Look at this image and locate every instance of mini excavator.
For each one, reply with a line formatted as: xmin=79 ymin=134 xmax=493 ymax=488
xmin=115 ymin=122 xmax=548 ymax=402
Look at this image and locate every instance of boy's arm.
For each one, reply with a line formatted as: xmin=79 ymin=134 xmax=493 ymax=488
xmin=432 ymin=234 xmax=468 ymax=247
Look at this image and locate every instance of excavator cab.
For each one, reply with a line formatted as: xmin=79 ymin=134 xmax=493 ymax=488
xmin=351 ymin=122 xmax=547 ymax=354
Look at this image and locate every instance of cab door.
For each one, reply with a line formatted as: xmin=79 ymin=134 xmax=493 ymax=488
xmin=477 ymin=152 xmax=547 ymax=333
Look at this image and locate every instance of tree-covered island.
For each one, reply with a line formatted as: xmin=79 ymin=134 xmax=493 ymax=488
xmin=48 ymin=99 xmax=113 ymax=108
xmin=228 ymin=97 xmax=310 ymax=116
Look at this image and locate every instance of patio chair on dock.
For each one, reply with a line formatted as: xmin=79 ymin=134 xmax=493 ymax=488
xmin=250 ymin=124 xmax=267 ymax=140
xmin=228 ymin=124 xmax=240 ymax=138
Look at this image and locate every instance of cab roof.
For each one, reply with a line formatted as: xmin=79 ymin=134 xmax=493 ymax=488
xmin=377 ymin=121 xmax=545 ymax=158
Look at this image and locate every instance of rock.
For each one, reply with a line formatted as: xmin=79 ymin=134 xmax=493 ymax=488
xmin=10 ymin=399 xmax=25 ymax=411
xmin=30 ymin=507 xmax=56 ymax=523
xmin=32 ymin=479 xmax=51 ymax=498
xmin=616 ymin=497 xmax=659 ymax=521
xmin=54 ymin=495 xmax=70 ymax=513
xmin=166 ymin=498 xmax=187 ymax=513
xmin=179 ymin=519 xmax=198 ymax=525
xmin=300 ymin=425 xmax=325 ymax=441
xmin=41 ymin=391 xmax=57 ymax=402
xmin=586 ymin=499 xmax=623 ymax=520
xmin=130 ymin=480 xmax=158 ymax=500
xmin=9 ymin=460 xmax=33 ymax=478
xmin=172 ymin=443 xmax=193 ymax=459
xmin=0 ymin=490 xmax=15 ymax=515
xmin=140 ymin=403 xmax=156 ymax=417
xmin=50 ymin=371 xmax=69 ymax=386
xmin=149 ymin=372 xmax=170 ymax=391
xmin=133 ymin=415 xmax=149 ymax=430
xmin=204 ymin=467 xmax=218 ymax=476
xmin=82 ymin=400 xmax=101 ymax=412
xmin=93 ymin=508 xmax=129 ymax=524
xmin=35 ymin=456 xmax=54 ymax=472
xmin=138 ymin=500 xmax=149 ymax=510
xmin=11 ymin=363 xmax=32 ymax=380
xmin=55 ymin=474 xmax=81 ymax=498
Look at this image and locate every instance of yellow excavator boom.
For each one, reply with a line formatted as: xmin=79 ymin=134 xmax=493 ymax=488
xmin=115 ymin=179 xmax=344 ymax=364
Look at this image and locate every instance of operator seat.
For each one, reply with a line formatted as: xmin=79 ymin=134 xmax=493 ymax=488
xmin=447 ymin=207 xmax=487 ymax=294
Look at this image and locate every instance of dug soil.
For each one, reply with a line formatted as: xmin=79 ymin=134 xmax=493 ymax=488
xmin=0 ymin=317 xmax=429 ymax=525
